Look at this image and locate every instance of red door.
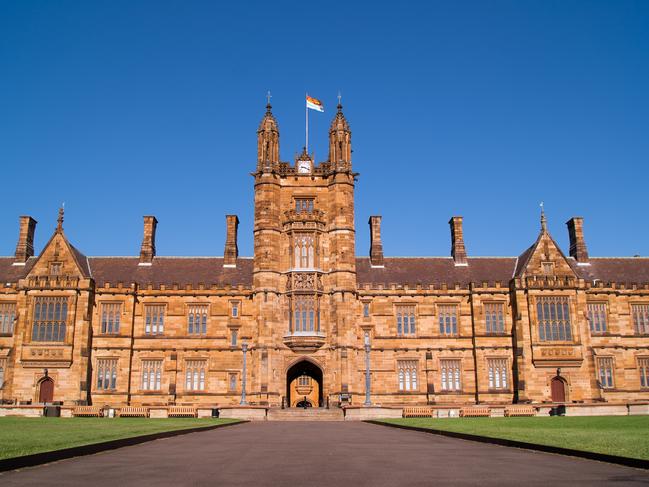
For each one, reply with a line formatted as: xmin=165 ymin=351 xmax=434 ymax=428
xmin=551 ymin=377 xmax=566 ymax=403
xmin=39 ymin=378 xmax=54 ymax=403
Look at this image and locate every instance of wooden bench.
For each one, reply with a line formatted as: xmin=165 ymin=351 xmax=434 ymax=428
xmin=119 ymin=406 xmax=149 ymax=418
xmin=168 ymin=406 xmax=196 ymax=418
xmin=403 ymin=407 xmax=434 ymax=418
xmin=459 ymin=407 xmax=491 ymax=418
xmin=73 ymin=406 xmax=104 ymax=417
xmin=504 ymin=406 xmax=536 ymax=417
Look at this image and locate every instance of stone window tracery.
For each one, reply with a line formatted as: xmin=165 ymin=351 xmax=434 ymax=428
xmin=32 ymin=297 xmax=68 ymax=342
xmin=536 ymin=296 xmax=572 ymax=341
xmin=632 ymin=304 xmax=649 ymax=335
xmin=141 ymin=360 xmax=162 ymax=391
xmin=484 ymin=303 xmax=505 ymax=334
xmin=398 ymin=360 xmax=418 ymax=391
xmin=96 ymin=358 xmax=118 ymax=390
xmin=291 ymin=295 xmax=319 ymax=333
xmin=487 ymin=358 xmax=508 ymax=390
xmin=0 ymin=303 xmax=16 ymax=335
xmin=100 ymin=303 xmax=121 ymax=334
xmin=294 ymin=234 xmax=315 ymax=269
xmin=145 ymin=305 xmax=165 ymax=335
xmin=587 ymin=303 xmax=607 ymax=334
xmin=639 ymin=358 xmax=649 ymax=389
xmin=185 ymin=360 xmax=206 ymax=391
xmin=438 ymin=305 xmax=458 ymax=336
xmin=597 ymin=357 xmax=614 ymax=389
xmin=188 ymin=305 xmax=208 ymax=335
xmin=440 ymin=359 xmax=461 ymax=391
xmin=396 ymin=305 xmax=416 ymax=336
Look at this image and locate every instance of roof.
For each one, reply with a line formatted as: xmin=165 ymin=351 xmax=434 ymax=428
xmin=1 ymin=255 xmax=649 ymax=288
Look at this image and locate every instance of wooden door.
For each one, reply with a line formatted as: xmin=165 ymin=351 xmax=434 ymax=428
xmin=551 ymin=377 xmax=565 ymax=403
xmin=39 ymin=378 xmax=54 ymax=403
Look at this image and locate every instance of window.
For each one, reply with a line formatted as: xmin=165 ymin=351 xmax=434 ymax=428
xmin=0 ymin=359 xmax=5 ymax=388
xmin=632 ymin=304 xmax=649 ymax=335
xmin=587 ymin=303 xmax=607 ymax=334
xmin=488 ymin=358 xmax=508 ymax=390
xmin=440 ymin=359 xmax=461 ymax=391
xmin=292 ymin=295 xmax=318 ymax=332
xmin=597 ymin=357 xmax=614 ymax=389
xmin=145 ymin=305 xmax=165 ymax=335
xmin=363 ymin=302 xmax=370 ymax=318
xmin=228 ymin=372 xmax=237 ymax=391
xmin=0 ymin=303 xmax=16 ymax=335
xmin=298 ymin=375 xmax=311 ymax=386
xmin=484 ymin=303 xmax=505 ymax=334
xmin=188 ymin=305 xmax=208 ymax=335
xmin=438 ymin=305 xmax=458 ymax=336
xmin=96 ymin=359 xmax=117 ymax=390
xmin=100 ymin=303 xmax=121 ymax=334
xmin=536 ymin=296 xmax=572 ymax=341
xmin=639 ymin=358 xmax=649 ymax=389
xmin=49 ymin=262 xmax=62 ymax=275
xmin=230 ymin=329 xmax=238 ymax=346
xmin=396 ymin=305 xmax=416 ymax=336
xmin=32 ymin=297 xmax=67 ymax=342
xmin=185 ymin=360 xmax=206 ymax=391
xmin=295 ymin=198 xmax=314 ymax=214
xmin=541 ymin=262 xmax=554 ymax=275
xmin=231 ymin=301 xmax=240 ymax=318
xmin=397 ymin=360 xmax=418 ymax=391
xmin=141 ymin=360 xmax=162 ymax=390
xmin=294 ymin=234 xmax=315 ymax=269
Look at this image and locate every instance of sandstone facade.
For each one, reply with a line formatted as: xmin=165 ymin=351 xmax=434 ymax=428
xmin=1 ymin=103 xmax=648 ymax=409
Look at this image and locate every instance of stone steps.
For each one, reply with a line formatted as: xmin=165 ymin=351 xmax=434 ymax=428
xmin=267 ymin=407 xmax=344 ymax=421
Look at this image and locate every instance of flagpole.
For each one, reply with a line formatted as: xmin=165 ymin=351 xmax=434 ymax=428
xmin=305 ymin=92 xmax=309 ymax=152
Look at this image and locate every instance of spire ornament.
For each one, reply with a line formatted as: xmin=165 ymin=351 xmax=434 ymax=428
xmin=266 ymin=90 xmax=272 ymax=112
xmin=540 ymin=201 xmax=547 ymax=233
xmin=56 ymin=204 xmax=64 ymax=233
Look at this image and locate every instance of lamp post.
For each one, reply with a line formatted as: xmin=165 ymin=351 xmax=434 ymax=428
xmin=364 ymin=331 xmax=371 ymax=406
xmin=240 ymin=340 xmax=248 ymax=405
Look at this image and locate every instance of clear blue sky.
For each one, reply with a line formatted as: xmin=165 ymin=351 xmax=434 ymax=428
xmin=1 ymin=1 xmax=648 ymax=258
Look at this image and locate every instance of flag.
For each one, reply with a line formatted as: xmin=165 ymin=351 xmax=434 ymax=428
xmin=306 ymin=95 xmax=324 ymax=112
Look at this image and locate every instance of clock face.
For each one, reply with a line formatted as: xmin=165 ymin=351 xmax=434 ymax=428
xmin=297 ymin=160 xmax=311 ymax=174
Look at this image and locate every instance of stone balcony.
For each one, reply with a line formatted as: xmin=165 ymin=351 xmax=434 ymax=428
xmin=283 ymin=331 xmax=326 ymax=352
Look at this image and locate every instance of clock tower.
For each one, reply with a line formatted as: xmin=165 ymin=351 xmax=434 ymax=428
xmin=252 ymin=99 xmax=357 ymax=407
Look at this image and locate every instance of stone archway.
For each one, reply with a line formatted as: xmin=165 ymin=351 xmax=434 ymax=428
xmin=286 ymin=359 xmax=323 ymax=408
xmin=38 ymin=377 xmax=54 ymax=403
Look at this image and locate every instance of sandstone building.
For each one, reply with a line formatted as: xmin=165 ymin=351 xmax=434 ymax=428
xmin=1 ymin=102 xmax=649 ymax=410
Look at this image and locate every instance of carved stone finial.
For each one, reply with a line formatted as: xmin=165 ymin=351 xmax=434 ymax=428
xmin=540 ymin=202 xmax=547 ymax=233
xmin=266 ymin=90 xmax=272 ymax=112
xmin=56 ymin=205 xmax=64 ymax=233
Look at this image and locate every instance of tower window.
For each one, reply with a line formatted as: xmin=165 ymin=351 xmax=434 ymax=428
xmin=294 ymin=234 xmax=315 ymax=269
xmin=292 ymin=295 xmax=318 ymax=333
xmin=295 ymin=198 xmax=314 ymax=214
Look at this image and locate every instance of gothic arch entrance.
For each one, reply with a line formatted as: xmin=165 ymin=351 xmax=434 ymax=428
xmin=551 ymin=376 xmax=567 ymax=403
xmin=286 ymin=360 xmax=323 ymax=408
xmin=38 ymin=377 xmax=54 ymax=403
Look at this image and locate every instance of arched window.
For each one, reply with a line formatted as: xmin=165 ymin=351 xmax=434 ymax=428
xmin=294 ymin=234 xmax=315 ymax=269
xmin=292 ymin=295 xmax=318 ymax=333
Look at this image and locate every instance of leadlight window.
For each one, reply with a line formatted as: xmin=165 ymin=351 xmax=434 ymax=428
xmin=141 ymin=360 xmax=162 ymax=390
xmin=0 ymin=359 xmax=5 ymax=388
xmin=639 ymin=358 xmax=649 ymax=389
xmin=293 ymin=295 xmax=318 ymax=332
xmin=397 ymin=360 xmax=418 ymax=391
xmin=632 ymin=305 xmax=649 ymax=335
xmin=440 ymin=359 xmax=461 ymax=391
xmin=228 ymin=372 xmax=237 ymax=391
xmin=0 ymin=303 xmax=16 ymax=335
xmin=484 ymin=303 xmax=505 ymax=334
xmin=295 ymin=198 xmax=314 ymax=214
xmin=487 ymin=358 xmax=508 ymax=390
xmin=230 ymin=329 xmax=238 ymax=346
xmin=536 ymin=296 xmax=572 ymax=341
xmin=363 ymin=302 xmax=370 ymax=318
xmin=597 ymin=357 xmax=614 ymax=389
xmin=294 ymin=234 xmax=315 ymax=269
xmin=96 ymin=359 xmax=117 ymax=390
xmin=188 ymin=305 xmax=208 ymax=335
xmin=185 ymin=360 xmax=206 ymax=391
xmin=587 ymin=303 xmax=607 ymax=334
xmin=298 ymin=375 xmax=311 ymax=387
xmin=32 ymin=297 xmax=68 ymax=342
xmin=101 ymin=303 xmax=121 ymax=334
xmin=145 ymin=305 xmax=165 ymax=335
xmin=231 ymin=301 xmax=240 ymax=318
xmin=396 ymin=305 xmax=416 ymax=336
xmin=438 ymin=305 xmax=458 ymax=336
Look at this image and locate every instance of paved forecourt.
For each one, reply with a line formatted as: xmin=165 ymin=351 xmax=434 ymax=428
xmin=1 ymin=421 xmax=648 ymax=486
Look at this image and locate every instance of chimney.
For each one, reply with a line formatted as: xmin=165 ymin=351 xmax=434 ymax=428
xmin=566 ymin=217 xmax=589 ymax=263
xmin=14 ymin=216 xmax=37 ymax=264
xmin=449 ymin=216 xmax=468 ymax=266
xmin=139 ymin=216 xmax=158 ymax=265
xmin=369 ymin=216 xmax=384 ymax=267
xmin=223 ymin=215 xmax=239 ymax=267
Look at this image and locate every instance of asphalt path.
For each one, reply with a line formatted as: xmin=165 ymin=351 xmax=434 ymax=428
xmin=1 ymin=421 xmax=648 ymax=486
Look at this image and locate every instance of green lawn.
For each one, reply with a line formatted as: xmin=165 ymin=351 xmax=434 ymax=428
xmin=379 ymin=416 xmax=649 ymax=460
xmin=0 ymin=417 xmax=239 ymax=460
